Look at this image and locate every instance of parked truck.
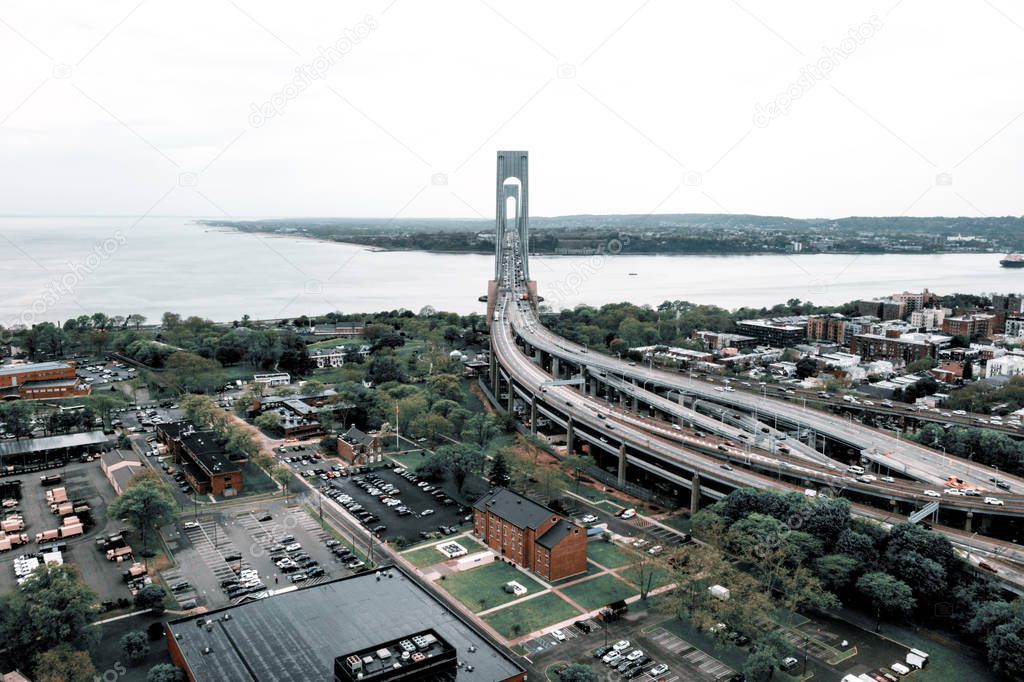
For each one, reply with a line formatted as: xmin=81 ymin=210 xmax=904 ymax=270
xmin=1 ymin=517 xmax=25 ymax=533
xmin=39 ymin=474 xmax=62 ymax=486
xmin=106 ymin=545 xmax=132 ymax=561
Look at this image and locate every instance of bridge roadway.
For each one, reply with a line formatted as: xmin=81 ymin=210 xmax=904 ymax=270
xmin=513 ymin=305 xmax=1024 ymax=493
xmin=492 ymin=288 xmax=1024 ymax=591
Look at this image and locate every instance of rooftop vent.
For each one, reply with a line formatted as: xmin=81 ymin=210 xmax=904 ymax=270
xmin=202 ymin=647 xmax=213 ymax=655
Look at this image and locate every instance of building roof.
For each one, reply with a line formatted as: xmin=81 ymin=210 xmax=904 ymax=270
xmin=536 ymin=519 xmax=577 ymax=549
xmin=110 ymin=465 xmax=142 ymax=491
xmin=474 ymin=488 xmax=556 ymax=530
xmin=0 ymin=431 xmax=109 ymax=458
xmin=159 ymin=421 xmax=239 ymax=476
xmin=0 ymin=361 xmax=72 ymax=377
xmin=342 ymin=425 xmax=375 ymax=446
xmin=166 ymin=566 xmax=523 ymax=682
xmin=101 ymin=448 xmax=140 ymax=468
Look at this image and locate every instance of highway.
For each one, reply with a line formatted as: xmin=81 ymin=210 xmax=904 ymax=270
xmin=487 ymin=228 xmax=1024 ymax=590
xmin=516 ymin=308 xmax=1024 ymax=493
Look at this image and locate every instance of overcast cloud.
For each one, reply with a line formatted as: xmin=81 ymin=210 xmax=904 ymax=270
xmin=1 ymin=0 xmax=1022 ymax=220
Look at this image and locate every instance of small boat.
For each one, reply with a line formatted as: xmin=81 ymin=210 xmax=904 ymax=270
xmin=627 ymin=272 xmax=638 ymax=276
xmin=1000 ymin=254 xmax=1024 ymax=268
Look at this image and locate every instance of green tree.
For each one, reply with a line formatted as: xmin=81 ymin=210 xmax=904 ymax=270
xmin=425 ymin=373 xmax=462 ymax=402
xmin=558 ymin=663 xmax=598 ymax=682
xmin=856 ymin=572 xmax=915 ymax=631
xmin=108 ymin=477 xmax=176 ymax=553
xmin=462 ymin=413 xmax=499 ymax=453
xmin=255 ymin=411 xmax=283 ymax=436
xmin=133 ymin=584 xmax=167 ymax=612
xmin=0 ymin=564 xmax=98 ymax=671
xmin=741 ymin=644 xmax=777 ymax=682
xmin=148 ymin=664 xmax=186 ymax=682
xmin=488 ymin=452 xmax=511 ymax=486
xmin=33 ymin=645 xmax=96 ymax=682
xmin=121 ymin=629 xmax=150 ymax=662
xmin=272 ymin=464 xmax=294 ymax=496
xmin=163 ymin=351 xmax=224 ymax=394
xmin=366 ymin=357 xmax=402 ymax=384
xmin=986 ymin=615 xmax=1024 ymax=678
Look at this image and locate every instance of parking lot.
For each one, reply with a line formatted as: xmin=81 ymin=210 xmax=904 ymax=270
xmin=75 ymin=358 xmax=137 ymax=388
xmin=322 ymin=467 xmax=471 ymax=544
xmin=163 ymin=499 xmax=360 ymax=609
xmin=529 ymin=611 xmax=737 ymax=682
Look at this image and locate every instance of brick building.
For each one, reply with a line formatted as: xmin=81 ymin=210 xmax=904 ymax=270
xmin=942 ymin=314 xmax=996 ymax=339
xmin=473 ymin=488 xmax=587 ymax=582
xmin=806 ymin=314 xmax=847 ymax=343
xmin=337 ymin=426 xmax=383 ymax=466
xmin=157 ymin=421 xmax=242 ymax=497
xmin=735 ymin=318 xmax=807 ymax=347
xmin=0 ymin=362 xmax=91 ymax=400
xmin=849 ymin=331 xmax=937 ymax=364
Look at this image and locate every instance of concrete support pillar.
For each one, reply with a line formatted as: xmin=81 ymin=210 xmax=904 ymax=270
xmin=533 ymin=346 xmax=542 ymax=364
xmin=632 ymin=394 xmax=639 ymax=412
xmin=965 ymin=511 xmax=973 ymax=533
xmin=617 ymin=444 xmax=627 ymax=486
xmin=530 ymin=397 xmax=537 ymax=435
xmin=551 ymin=357 xmax=560 ymax=379
xmin=690 ymin=474 xmax=701 ymax=515
xmin=506 ymin=381 xmax=514 ymax=413
xmin=566 ymin=417 xmax=574 ymax=454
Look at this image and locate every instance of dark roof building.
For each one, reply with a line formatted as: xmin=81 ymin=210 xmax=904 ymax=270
xmin=157 ymin=421 xmax=242 ymax=497
xmin=337 ymin=425 xmax=383 ymax=466
xmin=473 ymin=488 xmax=587 ymax=582
xmin=165 ymin=566 xmax=525 ymax=682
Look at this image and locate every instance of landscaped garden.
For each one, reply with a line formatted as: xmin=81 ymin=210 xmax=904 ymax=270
xmin=435 ymin=561 xmax=545 ymax=613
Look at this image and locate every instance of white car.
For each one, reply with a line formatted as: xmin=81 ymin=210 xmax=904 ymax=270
xmin=620 ymin=509 xmax=636 ymax=520
xmin=626 ymin=649 xmax=644 ymax=661
xmin=984 ymin=497 xmax=1005 ymax=506
xmin=285 ymin=543 xmax=301 ymax=552
xmin=602 ymin=652 xmax=622 ymax=665
xmin=581 ymin=514 xmax=599 ymax=524
xmin=551 ymin=629 xmax=566 ymax=641
xmin=648 ymin=545 xmax=663 ymax=555
xmin=612 ymin=640 xmax=631 ymax=652
xmin=649 ymin=664 xmax=669 ymax=677
xmin=944 ymin=489 xmax=965 ymax=496
xmin=924 ymin=490 xmax=941 ymax=498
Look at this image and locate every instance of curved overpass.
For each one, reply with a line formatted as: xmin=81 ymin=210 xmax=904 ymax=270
xmin=483 ymin=150 xmax=1024 ymax=589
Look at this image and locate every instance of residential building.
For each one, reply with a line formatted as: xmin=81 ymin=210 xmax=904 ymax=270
xmin=311 ymin=322 xmax=366 ymax=338
xmin=0 ymin=361 xmax=91 ymax=400
xmin=337 ymin=425 xmax=383 ymax=465
xmin=692 ymin=331 xmax=758 ymax=351
xmin=165 ymin=567 xmax=525 ymax=682
xmin=633 ymin=345 xmax=713 ymax=366
xmin=910 ymin=308 xmax=947 ymax=330
xmin=1004 ymin=317 xmax=1024 ymax=337
xmin=473 ymin=487 xmax=587 ymax=581
xmin=253 ymin=372 xmax=290 ymax=387
xmin=942 ymin=313 xmax=996 ymax=339
xmin=992 ymin=294 xmax=1024 ymax=316
xmin=806 ymin=314 xmax=847 ymax=343
xmin=891 ymin=289 xmax=938 ymax=313
xmin=849 ymin=330 xmax=948 ymax=364
xmin=157 ymin=421 xmax=242 ymax=497
xmin=735 ymin=317 xmax=807 ymax=347
xmin=986 ymin=353 xmax=1024 ymax=378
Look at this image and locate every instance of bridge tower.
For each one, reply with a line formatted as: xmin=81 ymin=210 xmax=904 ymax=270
xmin=487 ymin=151 xmax=538 ymax=324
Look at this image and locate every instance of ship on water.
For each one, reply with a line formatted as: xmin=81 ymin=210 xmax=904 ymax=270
xmin=1000 ymin=254 xmax=1024 ymax=268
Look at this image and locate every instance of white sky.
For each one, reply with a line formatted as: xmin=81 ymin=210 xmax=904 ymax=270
xmin=1 ymin=0 xmax=1023 ymax=220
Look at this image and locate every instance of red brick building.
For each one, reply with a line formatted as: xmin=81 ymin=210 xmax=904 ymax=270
xmin=337 ymin=426 xmax=383 ymax=465
xmin=0 ymin=362 xmax=90 ymax=400
xmin=849 ymin=331 xmax=936 ymax=363
xmin=473 ymin=488 xmax=587 ymax=582
xmin=157 ymin=421 xmax=242 ymax=497
xmin=942 ymin=314 xmax=995 ymax=339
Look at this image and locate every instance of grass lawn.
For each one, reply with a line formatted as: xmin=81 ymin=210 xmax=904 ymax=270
xmin=483 ymin=592 xmax=583 ymax=639
xmin=387 ymin=450 xmax=432 ymax=469
xmin=878 ymin=624 xmax=999 ymax=682
xmin=91 ymin=611 xmax=172 ymax=682
xmin=560 ymin=573 xmax=636 ymax=611
xmin=401 ymin=536 xmax=487 ymax=568
xmin=436 ymin=561 xmax=545 ymax=613
xmin=619 ymin=564 xmax=673 ymax=590
xmin=235 ymin=460 xmax=279 ymax=496
xmin=586 ymin=541 xmax=636 ymax=569
xmin=663 ymin=514 xmax=692 ymax=533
